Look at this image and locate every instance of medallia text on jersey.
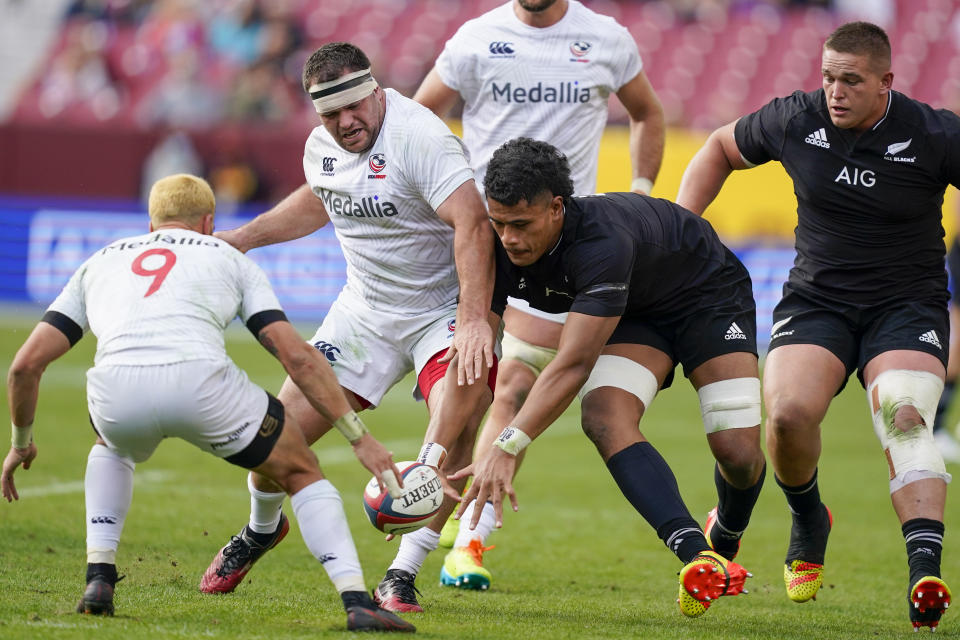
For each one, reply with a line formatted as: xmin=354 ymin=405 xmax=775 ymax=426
xmin=487 ymin=40 xmax=592 ymax=104
xmin=315 ymin=151 xmax=399 ymax=218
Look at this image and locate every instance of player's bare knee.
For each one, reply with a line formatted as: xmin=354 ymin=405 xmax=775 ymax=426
xmin=893 ymin=404 xmax=924 ymax=433
xmin=764 ymin=398 xmax=820 ymax=440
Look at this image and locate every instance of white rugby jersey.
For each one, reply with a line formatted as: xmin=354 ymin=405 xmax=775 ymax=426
xmin=435 ymin=0 xmax=642 ymax=194
xmin=304 ymin=89 xmax=475 ymax=314
xmin=47 ymin=228 xmax=282 ymax=366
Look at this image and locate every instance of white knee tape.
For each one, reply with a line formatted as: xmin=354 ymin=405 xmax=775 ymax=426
xmin=866 ymin=369 xmax=952 ymax=493
xmin=697 ymin=377 xmax=761 ymax=434
xmin=501 ymin=331 xmax=557 ymax=377
xmin=577 ymin=355 xmax=658 ymax=408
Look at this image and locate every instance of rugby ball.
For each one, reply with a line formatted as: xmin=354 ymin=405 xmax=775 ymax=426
xmin=363 ymin=461 xmax=443 ymax=534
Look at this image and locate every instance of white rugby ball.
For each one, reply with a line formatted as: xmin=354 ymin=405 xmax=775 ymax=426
xmin=363 ymin=461 xmax=443 ymax=534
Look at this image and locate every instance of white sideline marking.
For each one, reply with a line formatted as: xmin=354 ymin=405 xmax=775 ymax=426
xmin=18 ymin=470 xmax=172 ymax=498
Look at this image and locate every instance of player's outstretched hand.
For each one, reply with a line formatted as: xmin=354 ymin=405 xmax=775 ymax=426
xmin=455 ymin=447 xmax=517 ymax=529
xmin=352 ymin=434 xmax=404 ymax=498
xmin=2 ymin=443 xmax=37 ymax=502
xmin=440 ymin=317 xmax=494 ymax=386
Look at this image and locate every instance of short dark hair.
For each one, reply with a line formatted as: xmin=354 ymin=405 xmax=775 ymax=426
xmin=484 ymin=138 xmax=574 ymax=206
xmin=302 ymin=42 xmax=370 ymax=92
xmin=824 ymin=22 xmax=891 ymax=72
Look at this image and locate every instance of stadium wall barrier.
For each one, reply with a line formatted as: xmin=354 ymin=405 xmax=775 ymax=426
xmin=0 ymin=195 xmax=794 ymax=351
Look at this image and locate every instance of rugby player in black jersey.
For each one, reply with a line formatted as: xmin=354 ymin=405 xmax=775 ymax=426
xmin=453 ymin=137 xmax=764 ymax=618
xmin=677 ymin=21 xmax=960 ymax=631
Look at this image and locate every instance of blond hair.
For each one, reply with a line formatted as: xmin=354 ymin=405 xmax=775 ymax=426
xmin=148 ymin=173 xmax=216 ymax=227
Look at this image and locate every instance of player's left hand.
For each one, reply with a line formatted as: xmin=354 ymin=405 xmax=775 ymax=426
xmin=2 ymin=443 xmax=37 ymax=502
xmin=455 ymin=447 xmax=517 ymax=529
xmin=440 ymin=317 xmax=494 ymax=386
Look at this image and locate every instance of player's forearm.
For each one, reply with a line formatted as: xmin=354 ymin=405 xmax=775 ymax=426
xmin=453 ymin=219 xmax=495 ymax=323
xmin=7 ymin=365 xmax=41 ymax=429
xmin=629 ymin=111 xmax=665 ymax=191
xmin=284 ymin=350 xmax=353 ymax=424
xmin=676 ymin=132 xmax=735 ymax=216
xmin=226 ymin=184 xmax=327 ymax=252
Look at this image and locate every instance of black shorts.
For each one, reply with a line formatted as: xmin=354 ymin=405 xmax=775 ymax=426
xmin=225 ymin=392 xmax=285 ymax=469
xmin=768 ymin=283 xmax=949 ymax=390
xmin=607 ymin=257 xmax=758 ymax=390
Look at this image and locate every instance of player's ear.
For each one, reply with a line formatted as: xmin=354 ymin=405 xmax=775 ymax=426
xmin=201 ymin=214 xmax=214 ymax=235
xmin=880 ymin=70 xmax=893 ymax=91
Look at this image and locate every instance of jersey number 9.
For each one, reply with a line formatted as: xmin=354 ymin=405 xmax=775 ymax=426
xmin=132 ymin=248 xmax=177 ymax=297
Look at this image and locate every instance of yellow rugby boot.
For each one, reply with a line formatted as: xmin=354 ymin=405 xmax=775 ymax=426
xmin=440 ymin=539 xmax=494 ymax=590
xmin=784 ymin=504 xmax=832 ymax=603
xmin=910 ymin=576 xmax=952 ymax=632
xmin=677 ymin=550 xmax=751 ymax=618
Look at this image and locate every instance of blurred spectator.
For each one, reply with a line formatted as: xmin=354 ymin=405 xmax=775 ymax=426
xmin=207 ymin=0 xmax=263 ymax=67
xmin=66 ymin=0 xmax=151 ymax=24
xmin=207 ymin=128 xmax=264 ymax=213
xmin=38 ymin=18 xmax=123 ymax=121
xmin=224 ymin=59 xmax=296 ymax=122
xmin=136 ymin=47 xmax=223 ymax=129
xmin=139 ymin=128 xmax=202 ymax=202
xmin=833 ymin=0 xmax=894 ymax=27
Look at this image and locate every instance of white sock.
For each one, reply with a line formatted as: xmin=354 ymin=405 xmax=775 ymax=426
xmin=84 ymin=444 xmax=134 ymax=564
xmin=389 ymin=527 xmax=440 ymax=576
xmin=247 ymin=472 xmax=285 ymax=535
xmin=454 ymin=500 xmax=496 ymax=548
xmin=290 ymin=479 xmax=366 ymax=593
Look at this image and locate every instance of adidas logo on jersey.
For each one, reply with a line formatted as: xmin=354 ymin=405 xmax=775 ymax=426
xmin=725 ymin=322 xmax=747 ymax=340
xmin=804 ymin=128 xmax=831 ymax=149
xmin=919 ymin=330 xmax=942 ymax=349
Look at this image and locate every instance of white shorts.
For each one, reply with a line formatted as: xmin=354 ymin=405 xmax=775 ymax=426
xmin=308 ymin=288 xmax=460 ymax=407
xmin=507 ymin=296 xmax=567 ymax=324
xmin=86 ymin=359 xmax=270 ymax=463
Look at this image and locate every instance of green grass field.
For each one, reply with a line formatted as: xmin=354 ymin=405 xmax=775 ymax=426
xmin=1 ymin=316 xmax=959 ymax=639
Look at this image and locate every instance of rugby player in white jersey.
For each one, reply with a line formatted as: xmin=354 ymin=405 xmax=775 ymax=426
xmin=198 ymin=42 xmax=499 ymax=613
xmin=1 ymin=174 xmax=414 ymax=632
xmin=412 ymin=0 xmax=677 ymax=591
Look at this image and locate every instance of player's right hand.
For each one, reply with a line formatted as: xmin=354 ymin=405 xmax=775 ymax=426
xmin=351 ymin=434 xmax=404 ymax=498
xmin=2 ymin=442 xmax=37 ymax=502
xmin=455 ymin=446 xmax=518 ymax=529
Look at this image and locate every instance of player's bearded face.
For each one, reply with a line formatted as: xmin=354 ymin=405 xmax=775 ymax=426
xmin=517 ymin=0 xmax=558 ymax=11
xmin=319 ymin=90 xmax=384 ymax=153
xmin=820 ymin=49 xmax=891 ymax=132
xmin=487 ymin=193 xmax=564 ymax=267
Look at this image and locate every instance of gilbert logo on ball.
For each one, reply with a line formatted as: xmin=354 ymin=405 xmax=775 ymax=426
xmin=363 ymin=461 xmax=443 ymax=534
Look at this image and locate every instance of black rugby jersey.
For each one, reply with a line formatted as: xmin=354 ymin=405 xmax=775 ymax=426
xmin=492 ymin=192 xmax=738 ymax=318
xmin=735 ymin=89 xmax=960 ymax=306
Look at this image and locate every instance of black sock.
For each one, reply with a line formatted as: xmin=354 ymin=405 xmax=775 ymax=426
xmin=86 ymin=563 xmax=118 ymax=586
xmin=933 ymin=380 xmax=955 ymax=433
xmin=606 ymin=442 xmax=709 ymax=563
xmin=903 ymin=518 xmax=944 ymax=585
xmin=715 ymin=462 xmax=766 ymax=535
xmin=341 ymin=590 xmax=375 ymax=610
xmin=776 ymin=469 xmax=822 ymax=520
